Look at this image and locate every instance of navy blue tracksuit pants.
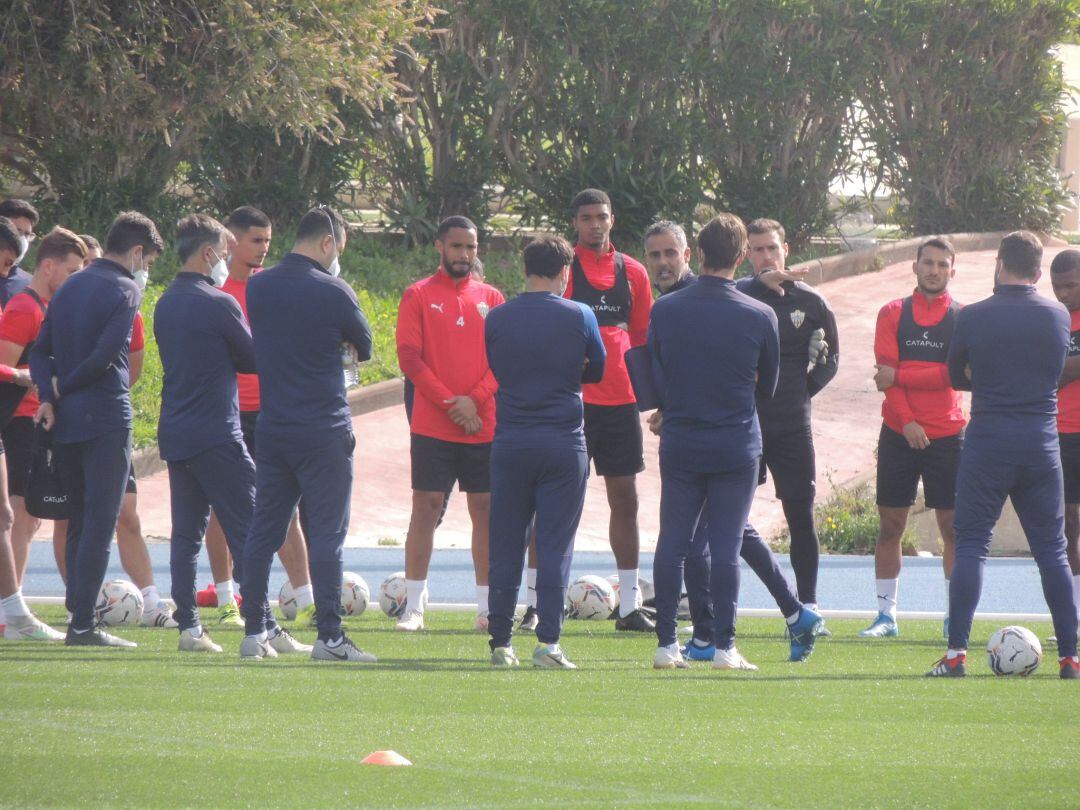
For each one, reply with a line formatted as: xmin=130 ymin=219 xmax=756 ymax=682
xmin=243 ymin=429 xmax=354 ymax=642
xmin=685 ymin=520 xmax=802 ymax=644
xmin=655 ymin=458 xmax=759 ymax=650
xmin=56 ymin=428 xmax=131 ymax=631
xmin=168 ymin=440 xmax=264 ymax=633
xmin=488 ymin=445 xmax=588 ymax=649
xmin=950 ymin=443 xmax=1078 ymax=657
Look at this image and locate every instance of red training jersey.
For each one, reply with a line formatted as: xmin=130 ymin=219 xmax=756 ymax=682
xmin=563 ymin=243 xmax=651 ymax=406
xmin=221 ymin=272 xmax=261 ymax=412
xmin=0 ymin=290 xmax=49 ymax=418
xmin=1058 ymin=309 xmax=1080 ymax=433
xmin=874 ymin=290 xmax=967 ymax=440
xmin=131 ymin=310 xmax=145 ymax=353
xmin=396 ymin=269 xmax=504 ymax=444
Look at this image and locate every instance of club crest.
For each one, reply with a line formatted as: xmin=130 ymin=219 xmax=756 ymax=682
xmin=477 ymin=301 xmax=490 ymax=319
xmin=790 ymin=309 xmax=805 ymax=329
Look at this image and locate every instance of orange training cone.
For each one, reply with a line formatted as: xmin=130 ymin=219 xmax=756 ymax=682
xmin=361 ymin=750 xmax=412 ymax=767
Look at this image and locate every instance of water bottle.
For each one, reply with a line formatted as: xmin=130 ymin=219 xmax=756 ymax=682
xmin=341 ymin=344 xmax=360 ymax=389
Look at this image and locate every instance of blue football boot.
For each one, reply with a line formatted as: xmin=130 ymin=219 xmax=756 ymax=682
xmin=858 ymin=612 xmax=899 ymax=638
xmin=788 ymin=606 xmax=824 ymax=662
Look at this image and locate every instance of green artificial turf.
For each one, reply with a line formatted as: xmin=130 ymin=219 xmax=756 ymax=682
xmin=2 ymin=609 xmax=1078 ymax=808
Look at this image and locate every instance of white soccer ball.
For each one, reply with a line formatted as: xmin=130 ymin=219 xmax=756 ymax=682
xmin=566 ymin=575 xmax=616 ymax=620
xmin=95 ymin=580 xmax=143 ymax=627
xmin=341 ymin=571 xmax=370 ymax=617
xmin=605 ymin=574 xmax=622 ymax=611
xmin=379 ymin=571 xmax=408 ymax=618
xmin=278 ymin=580 xmax=298 ymax=620
xmin=987 ymin=625 xmax=1043 ymax=676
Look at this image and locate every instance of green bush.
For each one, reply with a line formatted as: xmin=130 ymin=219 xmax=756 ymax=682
xmin=810 ymin=481 xmax=918 ymax=555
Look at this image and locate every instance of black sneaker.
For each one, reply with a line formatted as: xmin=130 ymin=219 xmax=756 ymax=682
xmin=518 ymin=606 xmax=539 ymax=631
xmin=925 ymin=653 xmax=965 ymax=677
xmin=615 ymin=609 xmax=656 ymax=633
xmin=65 ymin=626 xmax=137 ymax=648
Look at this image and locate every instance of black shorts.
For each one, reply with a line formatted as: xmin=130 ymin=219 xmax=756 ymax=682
xmin=583 ymin=402 xmax=644 ymax=478
xmin=1060 ymin=433 xmax=1080 ymax=504
xmin=410 ymin=434 xmax=491 ymax=493
xmin=2 ymin=416 xmax=33 ymax=496
xmin=761 ymin=426 xmax=816 ymax=502
xmin=240 ymin=410 xmax=258 ymax=458
xmin=876 ymin=425 xmax=962 ymax=510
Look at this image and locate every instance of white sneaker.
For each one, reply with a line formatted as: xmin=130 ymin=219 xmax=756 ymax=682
xmin=269 ymin=627 xmax=313 ymax=654
xmin=532 ymin=642 xmax=577 ymax=669
xmin=712 ymin=646 xmax=758 ymax=671
xmin=239 ymin=635 xmax=279 ymax=660
xmin=4 ymin=615 xmax=65 ymax=642
xmin=474 ymin=615 xmax=489 ymax=632
xmin=395 ymin=610 xmax=425 ymax=632
xmin=141 ymin=603 xmax=179 ymax=628
xmin=311 ymin=635 xmax=377 ymax=663
xmin=178 ymin=629 xmax=222 ymax=653
xmin=653 ymin=644 xmax=689 ymax=670
xmin=491 ymin=646 xmax=520 ymax=667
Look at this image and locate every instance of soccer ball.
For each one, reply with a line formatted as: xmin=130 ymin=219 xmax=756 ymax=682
xmin=341 ymin=571 xmax=370 ymax=617
xmin=639 ymin=577 xmax=655 ymax=604
xmin=379 ymin=572 xmax=408 ymax=618
xmin=95 ymin=580 xmax=143 ymax=626
xmin=566 ymin=575 xmax=616 ymax=620
xmin=278 ymin=580 xmax=298 ymax=620
xmin=987 ymin=625 xmax=1043 ymax=676
xmin=605 ymin=574 xmax=622 ymax=611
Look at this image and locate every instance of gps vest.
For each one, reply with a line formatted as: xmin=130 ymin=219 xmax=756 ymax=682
xmin=570 ymin=253 xmax=630 ymax=330
xmin=897 ymin=295 xmax=958 ymax=364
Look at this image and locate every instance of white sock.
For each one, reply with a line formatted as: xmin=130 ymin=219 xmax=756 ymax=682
xmin=293 ymin=583 xmax=314 ymax=610
xmin=526 ymin=568 xmax=537 ymax=609
xmin=947 ymin=648 xmax=965 ymax=659
xmin=1073 ymin=575 xmax=1080 ymax=621
xmin=660 ymin=641 xmax=680 ymax=654
xmin=188 ymin=625 xmax=203 ymax=638
xmin=141 ymin=585 xmax=161 ymax=609
xmin=245 ymin=631 xmax=267 ymax=643
xmin=785 ymin=610 xmax=801 ymax=625
xmin=215 ymin=580 xmax=235 ymax=606
xmin=618 ymin=569 xmax=640 ymax=618
xmin=405 ymin=579 xmax=427 ymax=615
xmin=0 ymin=591 xmax=31 ymax=620
xmin=326 ymin=635 xmax=343 ymax=647
xmin=475 ymin=585 xmax=489 ymax=618
xmin=876 ymin=578 xmax=899 ymax=618
xmin=943 ymin=578 xmax=951 ymax=620
xmin=805 ymin=602 xmax=818 ymax=612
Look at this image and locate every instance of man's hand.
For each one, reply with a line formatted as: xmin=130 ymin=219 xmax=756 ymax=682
xmin=51 ymin=376 xmax=60 ymax=399
xmin=445 ymin=395 xmax=479 ymax=428
xmin=809 ymin=329 xmax=828 ymax=365
xmin=874 ymin=363 xmax=896 ymax=391
xmin=964 ymin=364 xmax=972 ymax=381
xmin=463 ymin=415 xmax=483 ymax=435
xmin=342 ymin=342 xmax=359 ymax=365
xmin=647 ymin=410 xmax=662 ymax=436
xmin=12 ymin=368 xmax=32 ymax=388
xmin=757 ymin=267 xmax=810 ymax=296
xmin=35 ymin=401 xmax=55 ymax=431
xmin=901 ymin=421 xmax=930 ymax=450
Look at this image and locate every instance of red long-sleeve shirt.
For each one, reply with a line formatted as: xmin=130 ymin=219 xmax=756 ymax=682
xmin=0 ymin=290 xmax=49 ymax=418
xmin=563 ymin=243 xmax=652 ymax=406
xmin=875 ymin=290 xmax=967 ymax=439
xmin=221 ymin=273 xmax=261 ymax=412
xmin=1058 ymin=309 xmax=1080 ymax=433
xmin=396 ymin=269 xmax=505 ymax=443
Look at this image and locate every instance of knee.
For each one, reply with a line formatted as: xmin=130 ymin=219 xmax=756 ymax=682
xmin=1065 ymin=510 xmax=1080 ymax=541
xmin=607 ymin=483 xmax=639 ymax=514
xmin=412 ymin=492 xmax=446 ymax=522
xmin=117 ymin=508 xmax=141 ymax=538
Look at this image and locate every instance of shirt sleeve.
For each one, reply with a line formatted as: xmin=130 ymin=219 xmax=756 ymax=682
xmin=755 ymin=309 xmax=780 ymax=400
xmin=627 ymin=262 xmax=653 ymax=348
xmin=895 ymin=364 xmax=951 ymax=390
xmin=582 ymin=307 xmax=606 ymax=384
xmin=58 ymin=289 xmax=140 ymax=396
xmin=946 ymin=313 xmax=972 ymax=392
xmin=0 ymin=302 xmax=38 ymax=347
xmin=28 ymin=309 xmax=57 ymax=404
xmin=220 ymin=298 xmax=256 ymax=374
xmin=807 ymin=295 xmax=839 ymax=398
xmin=130 ymin=311 xmax=145 ymax=353
xmin=646 ymin=313 xmax=666 ymax=402
xmin=467 ymin=290 xmax=505 ymax=407
xmin=341 ymin=286 xmax=373 ymax=363
xmin=396 ymin=286 xmax=455 ymax=409
xmin=875 ymin=301 xmax=917 ymax=424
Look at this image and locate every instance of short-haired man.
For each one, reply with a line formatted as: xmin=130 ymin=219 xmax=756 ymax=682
xmin=242 ymin=206 xmax=374 ymax=662
xmin=31 ymin=211 xmax=161 ymax=647
xmin=737 ymin=218 xmax=839 ymax=621
xmin=865 ymin=238 xmax=966 ymax=638
xmin=0 ymin=199 xmax=39 ymax=306
xmin=930 ymin=232 xmax=1079 ymax=678
xmin=485 ymin=236 xmax=606 ymax=667
xmin=198 ymin=205 xmax=317 ymax=628
xmin=563 ymin=188 xmax=655 ymax=632
xmin=1050 ymin=248 xmax=1080 ymax=643
xmin=643 ymin=221 xmax=822 ymax=664
xmin=395 ymin=216 xmax=505 ymax=632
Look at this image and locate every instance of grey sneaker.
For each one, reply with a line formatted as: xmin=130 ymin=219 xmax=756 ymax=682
xmin=532 ymin=642 xmax=577 ymax=669
xmin=239 ymin=635 xmax=279 ymax=660
xmin=311 ymin=635 xmax=377 ymax=663
xmin=178 ymin=629 xmax=222 ymax=653
xmin=64 ymin=627 xmax=137 ymax=648
xmin=491 ymin=646 xmax=520 ymax=667
xmin=268 ymin=627 xmax=313 ymax=654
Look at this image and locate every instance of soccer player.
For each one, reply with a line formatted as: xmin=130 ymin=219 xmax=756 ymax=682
xmin=241 ymin=206 xmax=374 ymax=662
xmin=30 ymin=211 xmax=157 ymax=647
xmin=485 ymin=236 xmax=606 ymax=668
xmin=736 ymin=218 xmax=839 ymax=620
xmin=395 ymin=216 xmax=504 ymax=632
xmin=563 ymin=188 xmax=655 ymax=632
xmin=643 ymin=221 xmax=822 ymax=664
xmin=199 ymin=206 xmax=316 ymax=627
xmin=929 ymin=232 xmax=1079 ymax=678
xmin=864 ymin=238 xmax=966 ymax=639
xmin=1049 ymin=248 xmax=1080 ymax=641
xmin=0 ymin=199 xmax=38 ymax=306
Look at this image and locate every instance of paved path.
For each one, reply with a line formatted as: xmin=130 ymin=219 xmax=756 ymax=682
xmin=30 ymin=245 xmax=1072 ymax=554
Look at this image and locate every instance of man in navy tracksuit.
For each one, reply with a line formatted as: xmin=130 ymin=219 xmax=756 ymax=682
xmin=241 ymin=206 xmax=374 ymax=663
xmin=930 ymin=232 xmax=1080 ymax=679
xmin=155 ymin=214 xmax=309 ymax=657
xmin=643 ymin=221 xmax=821 ymax=664
xmin=30 ymin=211 xmax=158 ymax=647
xmin=485 ymin=236 xmax=606 ymax=668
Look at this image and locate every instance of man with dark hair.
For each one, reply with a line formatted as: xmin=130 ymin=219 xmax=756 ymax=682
xmin=1050 ymin=248 xmax=1080 ymax=642
xmin=485 ymin=235 xmax=605 ymax=667
xmin=562 ymin=188 xmax=655 ymax=632
xmin=929 ymin=232 xmax=1079 ymax=678
xmin=648 ymin=213 xmax=783 ymax=670
xmin=0 ymin=199 xmax=39 ymax=306
xmin=735 ymin=217 xmax=839 ymax=625
xmin=395 ymin=215 xmax=504 ymax=632
xmin=866 ymin=238 xmax=965 ymax=638
xmin=241 ymin=206 xmax=374 ymax=662
xmin=30 ymin=210 xmax=161 ymax=647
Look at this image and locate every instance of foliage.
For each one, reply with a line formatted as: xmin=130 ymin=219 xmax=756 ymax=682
xmin=806 ymin=480 xmax=918 ymax=555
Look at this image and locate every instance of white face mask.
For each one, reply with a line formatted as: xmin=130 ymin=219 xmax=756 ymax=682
xmin=209 ymin=249 xmax=229 ymax=287
xmin=130 ymin=252 xmax=148 ymax=291
xmin=15 ymin=236 xmax=28 ymax=264
xmin=328 ymin=257 xmax=341 ymax=278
